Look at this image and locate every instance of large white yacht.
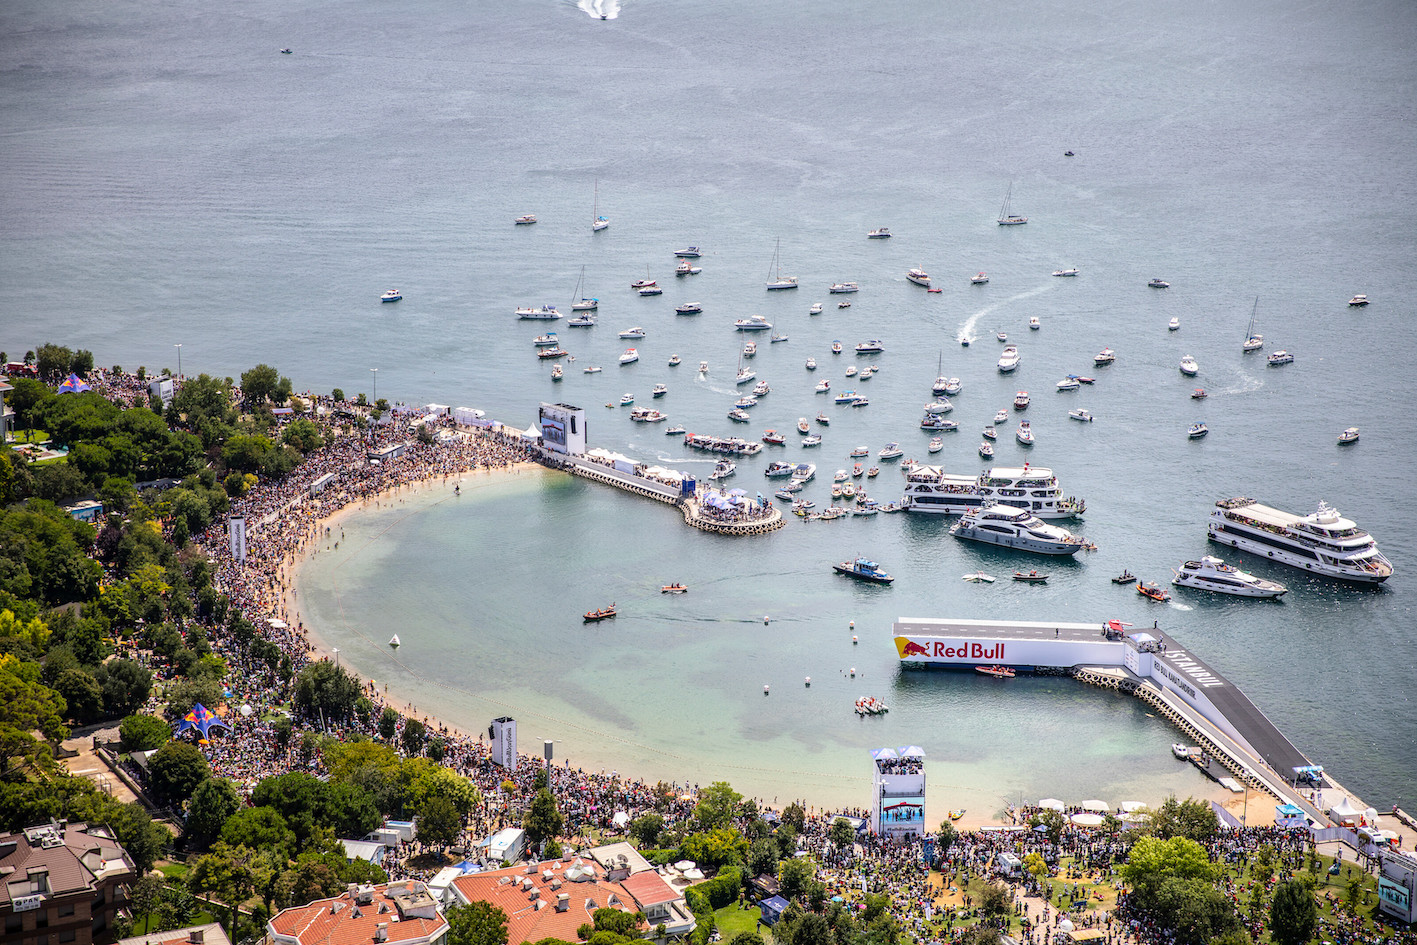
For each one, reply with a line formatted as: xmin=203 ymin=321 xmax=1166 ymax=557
xmin=1207 ymin=498 xmax=1392 ymax=583
xmin=1172 ymin=556 xmax=1288 ymax=599
xmin=901 ymin=464 xmax=1084 ymax=518
xmin=997 ymin=346 xmax=1021 ymax=373
xmin=516 ymin=304 xmax=562 ymax=319
xmin=949 ymin=504 xmax=1085 ymax=555
xmin=906 ymin=267 xmax=931 ymax=287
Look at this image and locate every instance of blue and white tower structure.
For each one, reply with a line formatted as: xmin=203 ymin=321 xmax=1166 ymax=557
xmin=870 ymin=746 xmax=926 ymax=838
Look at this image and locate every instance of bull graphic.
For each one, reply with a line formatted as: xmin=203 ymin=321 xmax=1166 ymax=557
xmin=895 ymin=637 xmax=930 ymax=658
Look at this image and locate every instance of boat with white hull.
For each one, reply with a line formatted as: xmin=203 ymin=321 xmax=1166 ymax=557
xmin=1206 ymin=498 xmax=1392 ymax=583
xmin=901 ymin=464 xmax=1084 ymax=518
xmin=1172 ymin=556 xmax=1287 ymax=599
xmin=949 ymin=504 xmax=1085 ymax=555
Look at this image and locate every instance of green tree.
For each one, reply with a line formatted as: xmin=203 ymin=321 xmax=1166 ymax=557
xmin=185 ymin=777 xmax=241 ymax=851
xmin=35 ymin=343 xmax=74 ymax=381
xmin=629 ymin=812 xmax=664 ymax=848
xmin=99 ymin=660 xmax=152 ymax=717
xmin=188 ymin=842 xmax=256 ymax=943
xmin=781 ymin=802 xmax=806 ymax=833
xmin=829 ymin=817 xmax=855 ymax=848
xmin=778 ymin=856 xmax=815 ymax=901
xmin=0 ymin=658 xmax=69 ymax=773
xmin=936 ymin=820 xmax=958 ymax=858
xmin=220 ymin=807 xmax=296 ymax=862
xmin=976 ymin=879 xmax=1009 ymax=918
xmin=416 ymin=795 xmax=462 ymax=849
xmin=694 ymin=781 xmax=743 ymax=830
xmin=378 ymin=706 xmax=399 ymax=741
xmin=400 ymin=717 xmax=427 ymax=756
xmin=147 ymin=740 xmax=210 ymax=807
xmin=119 ymin=713 xmax=172 ymax=752
xmin=523 ymin=787 xmax=565 ymax=848
xmin=281 ymin=418 xmax=323 ymax=453
xmin=69 ymin=349 xmax=95 ymax=377
xmin=240 ymin=364 xmax=283 ymax=408
xmin=1270 ymin=878 xmax=1318 ymax=945
xmin=1028 ymin=808 xmax=1066 ymax=843
xmin=54 ymin=668 xmax=103 ymax=724
xmin=293 ymin=659 xmax=363 ymax=721
xmin=680 ymin=828 xmax=749 ymax=871
xmin=446 ymin=900 xmax=510 ymax=945
xmin=1150 ymin=795 xmax=1220 ymax=843
xmin=1120 ymin=835 xmax=1217 ymax=891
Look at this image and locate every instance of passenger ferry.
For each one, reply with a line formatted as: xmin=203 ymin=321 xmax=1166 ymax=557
xmin=1206 ymin=498 xmax=1392 ymax=583
xmin=901 ymin=464 xmax=1084 ymax=519
xmin=949 ymin=505 xmax=1086 ymax=556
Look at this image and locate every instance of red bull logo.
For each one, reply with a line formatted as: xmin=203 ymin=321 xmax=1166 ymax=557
xmin=894 ymin=636 xmax=1006 ymax=661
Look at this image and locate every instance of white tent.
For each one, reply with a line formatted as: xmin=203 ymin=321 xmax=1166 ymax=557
xmin=1038 ymin=798 xmax=1066 ymax=812
xmin=1120 ymin=801 xmax=1147 ymax=813
xmin=1329 ymin=795 xmax=1362 ymax=824
xmin=521 ymin=422 xmax=542 ymax=439
xmin=1080 ymin=799 xmax=1111 ymax=813
xmin=1070 ymin=813 xmax=1105 ymax=827
xmin=612 ymin=812 xmax=631 ymax=827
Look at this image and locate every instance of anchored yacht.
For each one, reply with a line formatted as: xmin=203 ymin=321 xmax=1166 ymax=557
xmin=1207 ymin=498 xmax=1391 ymax=583
xmin=1172 ymin=556 xmax=1287 ymax=599
xmin=901 ymin=464 xmax=1083 ymax=518
xmin=949 ymin=505 xmax=1085 ymax=555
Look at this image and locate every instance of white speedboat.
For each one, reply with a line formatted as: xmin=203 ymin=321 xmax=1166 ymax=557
xmin=1188 ymin=423 xmax=1208 ymax=439
xmin=1149 ymin=278 xmax=1170 ymax=288
xmin=1015 ymin=391 xmax=1030 ymax=409
xmin=533 ymin=332 xmax=560 ymax=347
xmin=1052 ymin=267 xmax=1080 ymax=277
xmin=855 ymin=340 xmax=885 ymax=353
xmin=928 ymin=437 xmax=944 ymax=453
xmin=833 ymin=468 xmax=849 ymax=483
xmin=971 ymin=272 xmax=989 ymax=284
xmin=735 ymin=316 xmax=773 ymax=331
xmin=1348 ymin=294 xmax=1368 ymax=307
xmin=380 ymin=289 xmax=402 ymax=302
xmin=742 ymin=341 xmax=757 ymax=357
xmin=879 ymin=442 xmax=904 ymax=459
xmin=620 ymin=327 xmax=647 ymax=339
xmin=1056 ymin=377 xmax=1080 ymax=391
xmin=630 ymin=407 xmax=667 ymax=423
xmin=806 ymin=357 xmax=817 ymax=371
xmin=996 ymin=331 xmax=1008 ymax=342
xmin=675 ymin=260 xmax=701 ymax=276
xmin=638 ymin=285 xmax=662 ymax=296
xmin=1179 ymin=355 xmax=1199 ymax=376
xmin=568 ymin=313 xmax=596 ymax=327
xmin=709 ymin=460 xmax=737 ymax=480
xmin=942 ymin=377 xmax=962 ymax=395
xmin=652 ymin=384 xmax=668 ymax=398
xmin=668 ymin=355 xmax=681 ymax=366
xmin=849 ymin=446 xmax=870 ymax=458
xmin=1172 ymin=555 xmax=1287 ymax=599
xmin=920 ymin=415 xmax=957 ymax=432
xmin=845 ymin=365 xmax=858 ymax=377
xmin=981 ymin=425 xmax=997 ymax=440
xmin=997 ymin=346 xmax=1020 ymax=373
xmin=1208 ymin=498 xmax=1391 ymax=583
xmin=978 ymin=441 xmax=994 ymax=458
xmin=583 ymin=365 xmax=602 ymax=374
xmin=1068 ymin=408 xmax=1093 ymax=422
xmin=906 ymin=267 xmax=931 ymax=287
xmin=1029 ymin=317 xmax=1040 ymax=330
xmin=867 ymin=228 xmax=892 ymax=239
xmin=619 ymin=393 xmax=634 ymax=406
xmin=1169 ymin=317 xmax=1180 ymax=331
xmin=1338 ymin=427 xmax=1359 ymax=444
xmin=1094 ymin=348 xmax=1116 ymax=364
xmin=1268 ymin=350 xmax=1294 ymax=365
xmin=813 ymin=380 xmax=830 ymax=394
xmin=950 ymin=505 xmax=1085 ymax=555
xmin=962 ymin=571 xmax=996 ymax=583
xmin=618 ymin=348 xmax=639 ymax=365
xmin=923 ymin=400 xmax=953 ymax=415
xmin=753 ymin=380 xmax=770 ymax=397
xmin=1016 ymin=421 xmax=1034 ymax=445
xmin=698 ymin=360 xmax=709 ymax=373
xmin=829 ymin=282 xmax=859 ymax=293
xmin=831 ymin=340 xmax=843 ymax=354
xmin=514 ymin=214 xmax=537 ymax=225
xmin=809 ymin=302 xmax=823 ymax=315
xmin=801 ymin=434 xmax=822 ymax=447
xmin=833 ymin=390 xmax=861 ymax=404
xmin=551 ymin=364 xmax=563 ymax=381
xmin=516 ymin=304 xmax=562 ymax=319
xmin=674 ymin=246 xmax=702 ymax=258
xmin=727 ymin=408 xmax=751 ymax=422
xmin=676 ymin=302 xmax=703 ymax=315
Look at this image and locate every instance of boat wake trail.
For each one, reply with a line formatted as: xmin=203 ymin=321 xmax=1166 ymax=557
xmin=576 ymin=0 xmax=620 ymax=19
xmin=958 ymin=283 xmax=1053 ymax=343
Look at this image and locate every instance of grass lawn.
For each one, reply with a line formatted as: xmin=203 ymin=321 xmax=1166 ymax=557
xmin=156 ymin=862 xmax=189 ymax=880
xmin=713 ymin=904 xmax=770 ymax=942
xmin=128 ymin=910 xmax=217 ymax=935
xmin=8 ymin=430 xmax=50 ymax=444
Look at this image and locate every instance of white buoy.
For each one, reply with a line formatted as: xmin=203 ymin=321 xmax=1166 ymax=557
xmin=764 ymin=615 xmax=770 ymax=624
xmin=850 ymin=667 xmax=856 ymax=677
xmin=852 ymin=635 xmax=858 ymax=644
xmin=805 ymin=676 xmax=811 ymax=686
xmin=849 ymin=620 xmax=855 ymax=629
xmin=764 ymin=684 xmax=770 ymax=695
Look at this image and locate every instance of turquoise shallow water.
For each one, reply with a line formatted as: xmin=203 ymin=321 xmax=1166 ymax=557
xmin=4 ymin=0 xmax=1415 ymax=813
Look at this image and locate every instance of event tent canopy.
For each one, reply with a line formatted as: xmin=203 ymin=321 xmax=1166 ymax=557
xmin=1329 ymin=796 xmax=1362 ymax=824
xmin=1070 ymin=813 xmax=1105 ymax=827
xmin=1038 ymin=798 xmax=1066 ymax=811
xmin=57 ymin=373 xmax=91 ymax=394
xmin=175 ymin=703 xmax=232 ymax=742
xmin=1080 ymin=800 xmax=1111 ymax=813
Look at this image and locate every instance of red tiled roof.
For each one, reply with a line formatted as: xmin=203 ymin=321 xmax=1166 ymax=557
xmin=268 ymin=883 xmax=447 ymax=945
xmin=451 ymin=860 xmax=644 ymax=945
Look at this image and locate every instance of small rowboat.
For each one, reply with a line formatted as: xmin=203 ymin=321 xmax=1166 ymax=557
xmin=584 ymin=604 xmax=617 ymax=621
xmin=1012 ymin=570 xmax=1049 ymax=583
xmin=660 ymin=584 xmax=688 ymax=594
xmin=975 ymin=665 xmax=1015 ymax=678
xmin=948 ymin=809 xmax=966 ymax=820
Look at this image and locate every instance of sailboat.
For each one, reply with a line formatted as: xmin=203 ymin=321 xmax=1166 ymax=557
xmin=1242 ymin=298 xmax=1264 ymax=352
xmin=932 ymin=351 xmax=949 ymax=396
xmin=765 ymin=238 xmax=798 ymax=289
xmin=571 ymin=265 xmax=598 ymax=311
xmin=997 ymin=182 xmax=1028 ymax=225
xmin=592 ymin=179 xmax=609 ymax=232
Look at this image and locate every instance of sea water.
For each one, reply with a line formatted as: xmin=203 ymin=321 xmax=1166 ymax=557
xmin=4 ymin=0 xmax=1414 ymax=812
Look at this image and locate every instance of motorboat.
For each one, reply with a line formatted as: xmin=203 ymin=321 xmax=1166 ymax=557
xmin=867 ymin=228 xmax=892 ymax=239
xmin=1268 ymin=350 xmax=1294 ymax=365
xmin=1188 ymin=423 xmax=1208 ymax=438
xmin=281 ymin=47 xmax=293 ymax=54
xmin=854 ymin=696 xmax=889 ymax=715
xmin=1068 ymin=408 xmax=1093 ymax=422
xmin=676 ymin=302 xmax=703 ymax=315
xmin=735 ymin=367 xmax=756 ymax=385
xmin=979 ymin=441 xmax=994 ymax=458
xmin=1207 ymin=498 xmax=1391 ymax=583
xmin=735 ymin=316 xmax=773 ymax=331
xmin=1338 ymin=427 xmax=1360 ymax=444
xmin=551 ymin=364 xmax=563 ymax=381
xmin=753 ymin=380 xmax=771 ymax=396
xmin=619 ymin=393 xmax=634 ymax=406
xmin=855 ymin=340 xmax=885 ymax=353
xmin=928 ymin=437 xmax=944 ymax=453
xmin=619 ymin=327 xmax=646 ymax=339
xmin=806 ymin=357 xmax=818 ymax=371
xmin=1075 ymin=376 xmax=1095 ymax=384
xmin=765 ymin=461 xmax=797 ymax=478
xmin=868 ymin=467 xmax=880 ymax=478
xmin=1172 ymin=555 xmax=1287 ymax=599
xmin=675 ymin=259 xmax=702 ymax=275
xmin=845 ymin=365 xmax=858 ymax=377
xmin=674 ymin=246 xmax=702 ymax=258
xmin=816 ymin=412 xmax=831 ymax=425
xmin=1112 ymin=570 xmax=1136 ymax=585
xmin=790 ymin=463 xmax=816 ymax=483
xmin=833 ymin=390 xmax=860 ymax=404
xmin=949 ymin=505 xmax=1085 ymax=555
xmin=533 ymin=332 xmax=560 ymax=346
xmin=853 ymin=463 xmax=864 ymax=477
xmin=833 ymin=468 xmax=849 ymax=483
xmin=859 ymin=365 xmax=876 ymax=379
xmin=630 ymin=407 xmax=667 ymax=422
xmin=698 ymin=360 xmax=709 ymax=372
xmin=1137 ymin=582 xmax=1170 ymax=602
xmin=664 ymin=425 xmax=686 ymax=435
xmin=536 ymin=346 xmax=569 ymax=359
xmin=1094 ymin=348 xmax=1116 ymax=364
xmin=919 ymin=416 xmax=957 ymax=432
xmin=661 ymin=583 xmax=688 ymax=594
xmin=1172 ymin=743 xmax=1199 ymax=760
xmin=765 ymin=238 xmax=798 ymax=289
xmin=801 ymin=434 xmax=822 ymax=447
xmin=879 ymin=442 xmax=904 ymax=459
xmin=516 ymin=304 xmax=562 ymax=319
xmin=669 ymin=355 xmax=681 ymax=366
xmin=568 ymin=313 xmax=596 ymax=327
xmin=727 ymin=408 xmax=751 ymax=422
xmin=942 ymin=377 xmax=962 ymax=395
xmin=1013 ymin=391 xmax=1030 ymax=410
xmin=1179 ymin=355 xmax=1199 ymax=376
xmin=996 ymin=331 xmax=1008 ymax=342
xmin=583 ymin=604 xmax=616 ymax=621
xmin=734 ymin=396 xmax=758 ymax=409
xmin=1192 ymin=388 xmax=1207 ymax=399
xmin=1056 ymin=377 xmax=1080 ymax=391
xmin=962 ymin=571 xmax=996 ymax=583
xmin=638 ymin=285 xmax=662 ymax=296
xmin=583 ymin=365 xmax=602 ymax=374
xmin=997 ymin=346 xmax=1020 ymax=373
xmin=798 ymin=417 xmax=811 ymax=434
xmin=838 ymin=300 xmax=852 ymax=308
xmin=1149 ymin=279 xmax=1170 ymax=288
xmin=849 ymin=397 xmax=868 ymax=407
xmin=832 ymin=340 xmax=843 ymax=354
xmin=924 ymin=400 xmax=954 ymax=415
xmin=1348 ymin=294 xmax=1369 ymax=307
xmin=850 ymin=446 xmax=870 ymax=458
xmin=515 ymin=214 xmax=537 ymax=225
xmin=1012 ymin=570 xmax=1049 ymax=583
xmin=619 ymin=348 xmax=639 ymax=364
xmin=809 ymin=302 xmax=823 ymax=315
xmin=652 ymin=384 xmax=668 ymax=398
xmin=906 ymin=267 xmax=931 ymax=287
xmin=763 ymin=430 xmax=786 ymax=445
xmin=829 ymin=282 xmax=859 ymax=293
xmin=981 ymin=425 xmax=997 ymax=440
xmin=1029 ymin=317 xmax=1040 ymax=330
xmin=975 ymin=666 xmax=1015 ymax=679
xmin=971 ymin=272 xmax=989 ymax=284
xmin=994 ymin=409 xmax=1009 ymax=424
xmin=380 ymin=289 xmax=402 ymax=302
xmin=1052 ymin=267 xmax=1080 ymax=277
xmin=742 ymin=341 xmax=757 ymax=357
xmin=1016 ymin=421 xmax=1034 ymax=445
xmin=631 ymin=275 xmax=657 ymax=289
xmin=833 ymin=557 xmax=894 ymax=584
xmin=709 ymin=460 xmax=737 ymax=480
xmin=815 ymin=380 xmax=831 ymax=393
